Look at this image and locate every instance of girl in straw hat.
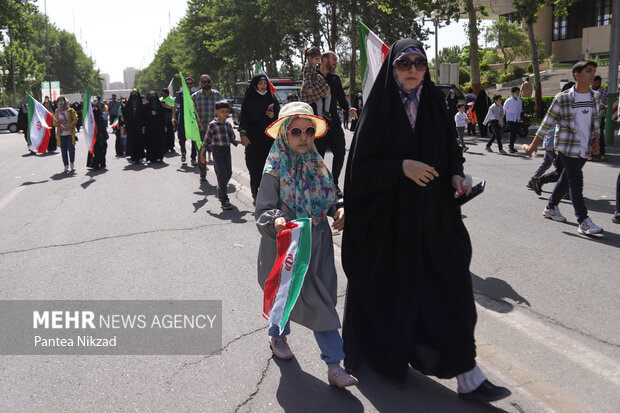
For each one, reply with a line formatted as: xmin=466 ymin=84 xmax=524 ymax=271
xmin=255 ymin=101 xmax=358 ymax=388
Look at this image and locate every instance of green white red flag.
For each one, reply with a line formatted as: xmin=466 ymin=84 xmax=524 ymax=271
xmin=82 ymin=84 xmax=97 ymax=155
xmin=179 ymin=72 xmax=202 ymax=150
xmin=166 ymin=78 xmax=174 ymax=96
xmin=263 ymin=218 xmax=312 ymax=334
xmin=26 ymin=94 xmax=53 ymax=153
xmin=359 ymin=21 xmax=389 ymax=103
xmin=111 ymin=117 xmax=119 ymax=129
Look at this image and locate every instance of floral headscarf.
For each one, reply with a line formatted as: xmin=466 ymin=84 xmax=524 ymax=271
xmin=393 ymin=46 xmax=425 ymax=130
xmin=263 ymin=116 xmax=336 ymax=230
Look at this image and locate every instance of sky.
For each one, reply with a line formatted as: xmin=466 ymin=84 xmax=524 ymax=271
xmin=37 ymin=0 xmax=492 ymax=84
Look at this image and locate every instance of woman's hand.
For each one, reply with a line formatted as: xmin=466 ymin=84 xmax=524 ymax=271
xmin=452 ymin=175 xmax=468 ymax=198
xmin=402 ymin=160 xmax=439 ymax=187
xmin=332 ymin=208 xmax=344 ymax=231
xmin=266 ymin=110 xmax=275 ymax=119
xmin=274 ymin=217 xmax=287 ymax=233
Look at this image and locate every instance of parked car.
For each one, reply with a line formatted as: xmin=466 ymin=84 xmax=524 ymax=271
xmin=231 ymin=78 xmax=302 ymax=125
xmin=0 ymin=107 xmax=19 ymax=133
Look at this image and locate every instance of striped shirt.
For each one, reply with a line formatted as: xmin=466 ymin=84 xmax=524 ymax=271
xmin=203 ymin=118 xmax=237 ymax=147
xmin=535 ymin=86 xmax=601 ymax=159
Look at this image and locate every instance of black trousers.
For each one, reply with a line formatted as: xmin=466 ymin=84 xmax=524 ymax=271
xmin=507 ymin=121 xmax=519 ymax=149
xmin=177 ymin=122 xmax=197 ymax=160
xmin=213 ymin=146 xmax=233 ymax=202
xmin=315 ymin=122 xmax=346 ymax=187
xmin=245 ymin=146 xmax=271 ymax=200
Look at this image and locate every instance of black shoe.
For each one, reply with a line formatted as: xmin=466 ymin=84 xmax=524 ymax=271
xmin=462 ymin=146 xmax=469 ymax=152
xmin=335 ymin=188 xmax=344 ymax=199
xmin=509 ymin=147 xmax=518 ymax=153
xmin=181 ymin=154 xmax=186 ymax=162
xmin=485 ymin=146 xmax=493 ymax=153
xmin=499 ymin=149 xmax=507 ymax=155
xmin=459 ymin=380 xmax=511 ymax=403
xmin=526 ymin=178 xmax=534 ymax=189
xmin=562 ymin=192 xmax=570 ymax=200
xmin=200 ymin=176 xmax=206 ymax=182
xmin=221 ymin=200 xmax=233 ymax=210
xmin=323 ymin=112 xmax=332 ymax=122
xmin=533 ymin=178 xmax=542 ymax=196
xmin=612 ymin=214 xmax=620 ymax=224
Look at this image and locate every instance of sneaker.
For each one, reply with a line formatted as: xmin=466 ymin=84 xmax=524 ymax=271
xmin=509 ymin=147 xmax=518 ymax=153
xmin=181 ymin=154 xmax=186 ymax=162
xmin=543 ymin=205 xmax=567 ymax=222
xmin=578 ymin=217 xmax=603 ymax=235
xmin=70 ymin=162 xmax=75 ymax=171
xmin=458 ymin=380 xmax=511 ymax=403
xmin=221 ymin=200 xmax=233 ymax=210
xmin=327 ymin=366 xmax=359 ymax=388
xmin=269 ymin=337 xmax=293 ymax=360
xmin=499 ymin=149 xmax=507 ymax=155
xmin=485 ymin=146 xmax=493 ymax=153
xmin=64 ymin=165 xmax=69 ymax=173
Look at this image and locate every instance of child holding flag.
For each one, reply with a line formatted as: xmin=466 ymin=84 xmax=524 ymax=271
xmin=255 ymin=102 xmax=357 ymax=388
xmin=53 ymin=96 xmax=78 ymax=172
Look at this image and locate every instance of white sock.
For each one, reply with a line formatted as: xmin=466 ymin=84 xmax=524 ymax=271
xmin=456 ymin=365 xmax=487 ymax=393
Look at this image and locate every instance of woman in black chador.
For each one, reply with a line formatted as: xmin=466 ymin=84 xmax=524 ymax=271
xmin=341 ymin=38 xmax=510 ymax=403
xmin=474 ymin=89 xmax=492 ymax=138
xmin=87 ymin=103 xmax=108 ymax=169
xmin=121 ymin=89 xmax=146 ymax=164
xmin=238 ymin=74 xmax=280 ymax=202
xmin=145 ymin=91 xmax=166 ymax=163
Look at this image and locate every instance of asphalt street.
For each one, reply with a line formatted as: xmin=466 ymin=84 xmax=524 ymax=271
xmin=0 ymin=124 xmax=618 ymax=413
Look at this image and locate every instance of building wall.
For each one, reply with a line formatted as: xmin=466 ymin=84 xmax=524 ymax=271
xmin=123 ymin=68 xmax=137 ymax=89
xmin=582 ymin=25 xmax=612 ymax=57
xmin=552 ymin=38 xmax=583 ymax=62
xmin=532 ymin=6 xmax=553 ymax=58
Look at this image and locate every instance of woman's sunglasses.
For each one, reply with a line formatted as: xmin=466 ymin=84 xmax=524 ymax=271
xmin=394 ymin=57 xmax=428 ymax=72
xmin=287 ymin=126 xmax=316 ymax=138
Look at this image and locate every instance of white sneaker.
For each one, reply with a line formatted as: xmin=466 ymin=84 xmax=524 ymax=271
xmin=70 ymin=162 xmax=75 ymax=171
xmin=542 ymin=205 xmax=567 ymax=222
xmin=578 ymin=217 xmax=603 ymax=235
xmin=64 ymin=165 xmax=69 ymax=173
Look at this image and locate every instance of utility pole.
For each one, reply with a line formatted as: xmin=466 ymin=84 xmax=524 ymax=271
xmin=604 ymin=0 xmax=619 ymax=145
xmin=45 ymin=0 xmax=52 ymax=101
xmin=9 ymin=27 xmax=17 ymax=107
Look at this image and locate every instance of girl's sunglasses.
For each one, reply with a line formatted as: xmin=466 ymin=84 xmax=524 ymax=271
xmin=287 ymin=126 xmax=316 ymax=138
xmin=394 ymin=57 xmax=428 ymax=72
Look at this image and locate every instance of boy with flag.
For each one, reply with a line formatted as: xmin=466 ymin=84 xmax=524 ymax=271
xmin=53 ymin=96 xmax=78 ymax=172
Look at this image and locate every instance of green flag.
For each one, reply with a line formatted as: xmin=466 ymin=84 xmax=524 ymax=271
xmin=254 ymin=62 xmax=261 ymax=75
xmin=179 ymin=72 xmax=201 ymax=150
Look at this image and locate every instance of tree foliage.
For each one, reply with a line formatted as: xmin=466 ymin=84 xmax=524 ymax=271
xmin=485 ymin=17 xmax=530 ymax=72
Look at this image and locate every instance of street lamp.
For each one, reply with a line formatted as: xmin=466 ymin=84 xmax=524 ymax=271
xmin=0 ymin=66 xmax=9 ymax=107
xmin=25 ymin=74 xmax=35 ymax=94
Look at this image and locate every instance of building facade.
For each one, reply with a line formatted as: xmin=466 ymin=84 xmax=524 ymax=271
xmin=475 ymin=0 xmax=613 ymax=62
xmin=123 ymin=67 xmax=138 ymax=89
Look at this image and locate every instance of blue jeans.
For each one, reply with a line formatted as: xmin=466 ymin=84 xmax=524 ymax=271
xmin=549 ymin=153 xmax=588 ymax=222
xmin=60 ymin=135 xmax=75 ymax=166
xmin=269 ymin=322 xmax=345 ymax=365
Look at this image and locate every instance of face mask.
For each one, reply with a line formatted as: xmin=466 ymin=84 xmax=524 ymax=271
xmin=513 ymin=94 xmax=519 ymax=98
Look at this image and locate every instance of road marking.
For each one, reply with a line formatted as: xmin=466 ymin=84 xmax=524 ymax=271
xmin=0 ymin=186 xmax=24 ymax=212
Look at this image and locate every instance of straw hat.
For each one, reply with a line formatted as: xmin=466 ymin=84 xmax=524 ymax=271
xmin=264 ymin=101 xmax=328 ymax=139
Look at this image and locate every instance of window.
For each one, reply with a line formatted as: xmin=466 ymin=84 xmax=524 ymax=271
xmin=596 ymin=0 xmax=612 ymax=26
xmin=500 ymin=12 xmax=521 ymax=24
xmin=553 ymin=15 xmax=568 ymax=41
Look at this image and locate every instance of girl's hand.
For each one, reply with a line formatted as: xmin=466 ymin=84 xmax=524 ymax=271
xmin=332 ymin=208 xmax=344 ymax=231
xmin=274 ymin=217 xmax=287 ymax=233
xmin=402 ymin=160 xmax=439 ymax=187
xmin=266 ymin=110 xmax=275 ymax=119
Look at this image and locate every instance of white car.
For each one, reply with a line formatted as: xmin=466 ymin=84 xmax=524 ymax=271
xmin=0 ymin=107 xmax=19 ymax=132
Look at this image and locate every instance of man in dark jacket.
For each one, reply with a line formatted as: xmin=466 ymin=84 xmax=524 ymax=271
xmin=314 ymin=51 xmax=358 ymax=194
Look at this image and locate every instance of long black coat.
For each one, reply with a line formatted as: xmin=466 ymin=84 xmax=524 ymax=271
xmin=122 ymin=94 xmax=146 ymax=162
xmin=342 ymin=39 xmax=476 ymax=382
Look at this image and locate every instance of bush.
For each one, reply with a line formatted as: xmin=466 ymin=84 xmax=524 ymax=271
xmin=459 ymin=68 xmax=471 ymax=85
xmin=480 ymin=62 xmax=490 ymax=71
xmin=527 ymin=63 xmax=533 ymax=73
xmin=520 ymin=97 xmax=555 ymax=117
xmin=513 ymin=65 xmax=525 ymax=76
xmin=485 ymin=70 xmax=499 ymax=85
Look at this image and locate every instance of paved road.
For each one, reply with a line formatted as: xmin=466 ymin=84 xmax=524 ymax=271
xmin=0 ymin=125 xmax=618 ymax=413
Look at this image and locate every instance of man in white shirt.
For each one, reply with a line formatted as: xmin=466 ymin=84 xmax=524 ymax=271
xmin=504 ymin=87 xmax=523 ymax=153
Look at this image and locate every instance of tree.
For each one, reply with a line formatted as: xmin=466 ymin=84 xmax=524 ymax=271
xmin=464 ymin=0 xmax=485 ymax=94
xmin=430 ymin=46 xmax=463 ymax=69
xmin=513 ymin=0 xmax=579 ymax=117
xmin=485 ymin=17 xmax=530 ymax=72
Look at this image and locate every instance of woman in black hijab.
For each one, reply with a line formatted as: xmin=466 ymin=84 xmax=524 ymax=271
xmin=342 ymin=39 xmax=510 ymax=403
xmin=87 ymin=102 xmax=109 ymax=169
xmin=474 ymin=89 xmax=492 ymax=137
xmin=145 ymin=91 xmax=166 ymax=163
xmin=239 ymin=74 xmax=280 ymax=202
xmin=446 ymin=88 xmax=459 ymax=118
xmin=121 ymin=89 xmax=146 ymax=164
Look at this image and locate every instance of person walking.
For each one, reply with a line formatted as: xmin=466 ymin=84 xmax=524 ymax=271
xmin=239 ymin=74 xmax=279 ymax=203
xmin=474 ymin=89 xmax=491 ymax=137
xmin=341 ymin=38 xmax=510 ymax=403
xmin=200 ymin=101 xmax=243 ymax=209
xmin=591 ymin=75 xmax=608 ymax=161
xmin=42 ymin=100 xmax=57 ymax=152
xmin=192 ymin=74 xmax=222 ymax=180
xmin=108 ymin=94 xmax=123 ymax=156
xmin=520 ymin=77 xmax=532 ymax=98
xmin=172 ymin=76 xmax=197 ymax=165
xmin=483 ymin=94 xmax=506 ymax=154
xmin=445 ymin=89 xmax=459 ymax=118
xmin=525 ymin=60 xmax=603 ymax=235
xmin=160 ymin=88 xmax=176 ymax=153
xmin=86 ymin=102 xmax=109 ymax=170
xmin=504 ymin=86 xmax=523 ymax=153
xmin=256 ymin=101 xmax=358 ymax=388
xmin=314 ymin=51 xmax=358 ymax=193
xmin=121 ymin=89 xmax=147 ymax=165
xmin=53 ymin=96 xmax=78 ymax=172
xmin=454 ymin=102 xmax=468 ymax=152
xmin=145 ymin=92 xmax=166 ymax=164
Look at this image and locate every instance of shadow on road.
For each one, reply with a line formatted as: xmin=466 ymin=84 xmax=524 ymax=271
xmin=20 ymin=180 xmax=48 ymax=186
xmin=37 ymin=151 xmax=59 ymax=157
xmin=471 ymin=272 xmax=530 ymax=313
xmin=50 ymin=171 xmax=77 ymax=180
xmin=192 ymin=181 xmax=218 ymax=213
xmin=176 ymin=164 xmax=199 ymax=174
xmin=273 ymin=357 xmax=364 ymax=413
xmin=561 ymin=229 xmax=619 ymax=247
xmin=123 ymin=162 xmax=147 ymax=172
xmin=355 ymin=362 xmax=509 ymax=413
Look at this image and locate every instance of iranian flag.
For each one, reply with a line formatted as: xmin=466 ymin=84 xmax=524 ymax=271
xmin=263 ymin=218 xmax=312 ymax=334
xmin=359 ymin=21 xmax=389 ymax=103
xmin=82 ymin=84 xmax=97 ymax=155
xmin=166 ymin=77 xmax=174 ymax=96
xmin=110 ymin=117 xmax=120 ymax=129
xmin=26 ymin=94 xmax=53 ymax=153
